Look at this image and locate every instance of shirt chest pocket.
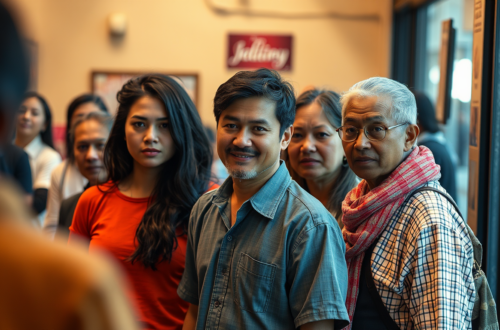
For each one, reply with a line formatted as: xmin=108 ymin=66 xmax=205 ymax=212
xmin=233 ymin=253 xmax=277 ymax=313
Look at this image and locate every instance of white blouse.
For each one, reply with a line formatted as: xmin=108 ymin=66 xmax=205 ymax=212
xmin=23 ymin=135 xmax=62 ymax=225
xmin=24 ymin=135 xmax=62 ymax=190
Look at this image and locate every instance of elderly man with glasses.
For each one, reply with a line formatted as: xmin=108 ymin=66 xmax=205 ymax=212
xmin=337 ymin=77 xmax=475 ymax=330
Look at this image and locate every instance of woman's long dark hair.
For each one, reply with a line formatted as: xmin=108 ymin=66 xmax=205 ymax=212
xmin=286 ymin=89 xmax=358 ymax=220
xmin=23 ymin=92 xmax=55 ymax=149
xmin=104 ymin=74 xmax=213 ymax=270
xmin=65 ymin=94 xmax=108 ymax=160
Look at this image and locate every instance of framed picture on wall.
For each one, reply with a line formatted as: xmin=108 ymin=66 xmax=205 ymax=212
xmin=91 ymin=71 xmax=199 ymax=114
xmin=435 ymin=19 xmax=456 ymax=124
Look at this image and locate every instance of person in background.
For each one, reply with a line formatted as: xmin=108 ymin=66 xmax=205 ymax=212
xmin=44 ymin=94 xmax=108 ymax=237
xmin=0 ymin=2 xmax=138 ymax=329
xmin=286 ymin=89 xmax=358 ymax=227
xmin=179 ymin=69 xmax=349 ymax=330
xmin=70 ymin=74 xmax=216 ymax=330
xmin=14 ymin=92 xmax=62 ymax=224
xmin=56 ymin=111 xmax=113 ymax=238
xmin=204 ymin=126 xmax=229 ymax=183
xmin=338 ymin=77 xmax=474 ymax=329
xmin=414 ymin=91 xmax=457 ymax=200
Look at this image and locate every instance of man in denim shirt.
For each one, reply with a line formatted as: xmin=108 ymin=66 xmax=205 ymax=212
xmin=178 ymin=69 xmax=349 ymax=330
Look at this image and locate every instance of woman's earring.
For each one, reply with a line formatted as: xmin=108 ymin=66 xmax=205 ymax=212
xmin=342 ymin=156 xmax=348 ymax=167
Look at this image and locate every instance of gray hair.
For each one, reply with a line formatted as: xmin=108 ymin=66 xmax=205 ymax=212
xmin=69 ymin=111 xmax=113 ymax=147
xmin=340 ymin=77 xmax=417 ymax=125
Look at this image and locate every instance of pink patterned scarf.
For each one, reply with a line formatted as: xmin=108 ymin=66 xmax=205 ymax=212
xmin=341 ymin=146 xmax=441 ymax=329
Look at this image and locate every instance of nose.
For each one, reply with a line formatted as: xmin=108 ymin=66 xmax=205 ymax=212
xmin=300 ymin=134 xmax=316 ymax=153
xmin=353 ymin=129 xmax=371 ymax=150
xmin=144 ymin=125 xmax=159 ymax=144
xmin=232 ymin=128 xmax=252 ymax=148
xmin=22 ymin=110 xmax=30 ymax=121
xmin=85 ymin=145 xmax=99 ymax=161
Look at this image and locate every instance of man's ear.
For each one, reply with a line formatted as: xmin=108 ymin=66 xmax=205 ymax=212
xmin=280 ymin=125 xmax=293 ymax=150
xmin=404 ymin=124 xmax=419 ymax=151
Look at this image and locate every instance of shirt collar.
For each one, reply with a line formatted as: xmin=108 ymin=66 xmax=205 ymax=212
xmin=212 ymin=161 xmax=291 ymax=220
xmin=23 ymin=135 xmax=43 ymax=159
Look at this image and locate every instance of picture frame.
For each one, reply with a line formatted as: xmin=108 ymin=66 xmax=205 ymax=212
xmin=435 ymin=19 xmax=456 ymax=124
xmin=91 ymin=71 xmax=199 ymax=114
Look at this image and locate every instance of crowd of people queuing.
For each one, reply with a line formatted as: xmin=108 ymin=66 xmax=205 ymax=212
xmin=0 ymin=2 xmax=493 ymax=330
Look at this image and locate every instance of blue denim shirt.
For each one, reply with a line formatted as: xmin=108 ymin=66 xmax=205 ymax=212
xmin=178 ymin=162 xmax=349 ymax=329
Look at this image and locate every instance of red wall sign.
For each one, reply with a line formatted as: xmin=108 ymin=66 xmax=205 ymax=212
xmin=227 ymin=34 xmax=293 ymax=71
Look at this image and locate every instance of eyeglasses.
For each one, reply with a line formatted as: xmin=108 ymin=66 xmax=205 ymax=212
xmin=336 ymin=122 xmax=409 ymax=142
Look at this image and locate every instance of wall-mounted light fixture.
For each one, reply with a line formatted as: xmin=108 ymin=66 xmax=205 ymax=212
xmin=108 ymin=13 xmax=127 ymax=38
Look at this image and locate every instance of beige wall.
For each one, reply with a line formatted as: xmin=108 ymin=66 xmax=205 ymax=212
xmin=7 ymin=0 xmax=392 ymax=128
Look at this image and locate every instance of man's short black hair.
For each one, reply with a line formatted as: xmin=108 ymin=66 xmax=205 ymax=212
xmin=213 ymin=68 xmax=296 ymax=138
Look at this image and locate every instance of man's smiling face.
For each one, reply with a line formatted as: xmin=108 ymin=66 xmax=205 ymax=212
xmin=217 ymin=96 xmax=286 ymax=181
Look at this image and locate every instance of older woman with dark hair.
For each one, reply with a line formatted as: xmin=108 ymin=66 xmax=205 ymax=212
xmin=43 ymin=94 xmax=108 ymax=237
xmin=338 ymin=77 xmax=474 ymax=329
xmin=56 ymin=111 xmax=113 ymax=237
xmin=286 ymin=89 xmax=358 ymax=226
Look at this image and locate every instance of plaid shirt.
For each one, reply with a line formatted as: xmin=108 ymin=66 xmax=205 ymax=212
xmin=369 ymin=180 xmax=475 ymax=329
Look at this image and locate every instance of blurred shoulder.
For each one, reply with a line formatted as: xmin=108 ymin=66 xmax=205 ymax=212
xmin=50 ymin=160 xmax=67 ymax=181
xmin=39 ymin=144 xmax=62 ymax=162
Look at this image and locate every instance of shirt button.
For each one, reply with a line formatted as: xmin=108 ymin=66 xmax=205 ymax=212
xmin=227 ymin=235 xmax=233 ymax=241
xmin=214 ymin=300 xmax=220 ymax=307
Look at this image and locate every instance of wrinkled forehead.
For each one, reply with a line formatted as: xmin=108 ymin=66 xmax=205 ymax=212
xmin=342 ymin=95 xmax=393 ymax=125
xmin=74 ymin=119 xmax=109 ymax=141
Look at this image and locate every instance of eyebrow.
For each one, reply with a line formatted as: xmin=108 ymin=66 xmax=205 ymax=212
xmin=344 ymin=115 xmax=386 ymax=124
xmin=76 ymin=138 xmax=107 ymax=144
xmin=222 ymin=115 xmax=271 ymax=126
xmin=130 ymin=115 xmax=169 ymax=121
xmin=313 ymin=125 xmax=332 ymax=130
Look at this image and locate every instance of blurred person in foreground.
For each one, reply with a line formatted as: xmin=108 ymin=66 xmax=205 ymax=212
xmin=15 ymin=92 xmax=62 ymax=224
xmin=56 ymin=111 xmax=113 ymax=238
xmin=338 ymin=77 xmax=474 ymax=329
xmin=0 ymin=2 xmax=138 ymax=329
xmin=414 ymin=91 xmax=457 ymax=200
xmin=286 ymin=89 xmax=358 ymax=228
xmin=179 ymin=69 xmax=349 ymax=330
xmin=43 ymin=93 xmax=108 ymax=237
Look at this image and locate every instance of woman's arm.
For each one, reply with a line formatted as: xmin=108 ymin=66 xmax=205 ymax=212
xmin=182 ymin=304 xmax=198 ymax=330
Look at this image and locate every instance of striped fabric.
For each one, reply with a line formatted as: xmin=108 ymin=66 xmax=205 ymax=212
xmin=341 ymin=146 xmax=441 ymax=329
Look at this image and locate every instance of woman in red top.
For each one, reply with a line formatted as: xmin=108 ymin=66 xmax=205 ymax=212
xmin=70 ymin=74 xmax=215 ymax=330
